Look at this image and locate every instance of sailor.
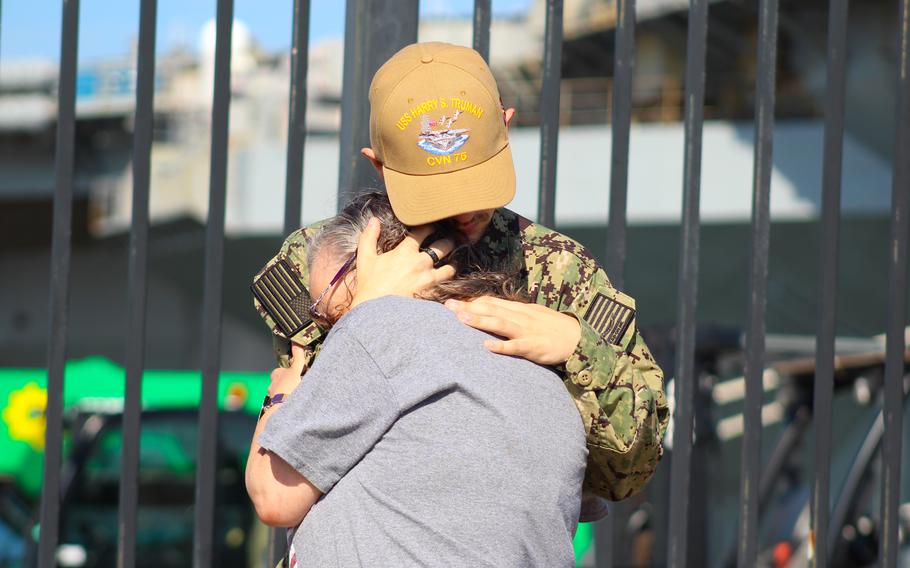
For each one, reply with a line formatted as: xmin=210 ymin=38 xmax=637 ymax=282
xmin=252 ymin=41 xmax=669 ymax=503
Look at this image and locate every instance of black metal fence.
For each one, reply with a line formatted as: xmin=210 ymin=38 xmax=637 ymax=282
xmin=29 ymin=0 xmax=910 ymax=566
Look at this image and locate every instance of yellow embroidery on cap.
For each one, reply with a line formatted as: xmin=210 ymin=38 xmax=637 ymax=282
xmin=396 ymin=97 xmax=443 ymax=130
xmin=426 ymin=152 xmax=468 ymax=167
xmin=449 ymin=97 xmax=484 ymax=119
xmin=409 ymin=98 xmax=440 ymax=118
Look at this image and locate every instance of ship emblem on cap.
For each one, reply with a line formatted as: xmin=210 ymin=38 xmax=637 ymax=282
xmin=417 ymin=110 xmax=470 ymax=155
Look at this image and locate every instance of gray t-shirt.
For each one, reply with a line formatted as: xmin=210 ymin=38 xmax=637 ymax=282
xmin=258 ymin=296 xmax=587 ymax=568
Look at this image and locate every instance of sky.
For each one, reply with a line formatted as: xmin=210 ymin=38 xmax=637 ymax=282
xmin=0 ymin=0 xmax=532 ymax=63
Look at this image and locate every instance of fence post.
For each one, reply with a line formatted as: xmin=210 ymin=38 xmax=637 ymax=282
xmin=879 ymin=0 xmax=910 ymax=565
xmin=337 ymin=0 xmax=418 ymax=205
xmin=536 ymin=0 xmax=564 ymax=228
xmin=118 ymin=1 xmax=158 ymax=566
xmin=809 ymin=0 xmax=850 ymax=565
xmin=38 ymin=0 xmax=80 ymax=564
xmin=193 ymin=1 xmax=233 ymax=566
xmin=668 ymin=0 xmax=709 ymax=565
xmin=283 ymin=0 xmax=311 ymax=235
xmin=606 ymin=0 xmax=636 ymax=289
xmin=738 ymin=0 xmax=779 ymax=565
xmin=473 ymin=0 xmax=492 ymax=63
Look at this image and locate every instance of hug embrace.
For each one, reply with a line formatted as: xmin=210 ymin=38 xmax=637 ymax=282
xmin=245 ymin=42 xmax=668 ymax=568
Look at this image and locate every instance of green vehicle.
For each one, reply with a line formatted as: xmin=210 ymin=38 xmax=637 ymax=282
xmin=0 ymin=357 xmax=271 ymax=567
xmin=0 ymin=357 xmax=594 ymax=567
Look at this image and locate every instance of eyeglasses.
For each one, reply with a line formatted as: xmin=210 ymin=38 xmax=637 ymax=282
xmin=310 ymin=253 xmax=357 ymax=323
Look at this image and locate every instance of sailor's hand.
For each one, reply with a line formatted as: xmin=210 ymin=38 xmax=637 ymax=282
xmin=269 ymin=344 xmax=307 ymax=396
xmin=445 ymin=297 xmax=582 ymax=365
xmin=349 ymin=218 xmax=456 ymax=309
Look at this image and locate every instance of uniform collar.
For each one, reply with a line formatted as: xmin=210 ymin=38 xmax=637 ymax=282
xmin=475 ymin=208 xmax=525 ymax=274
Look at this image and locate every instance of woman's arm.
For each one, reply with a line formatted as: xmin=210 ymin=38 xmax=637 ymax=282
xmin=245 ymin=346 xmax=323 ymax=527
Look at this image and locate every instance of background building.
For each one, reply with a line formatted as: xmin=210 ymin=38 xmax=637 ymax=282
xmin=0 ymin=0 xmax=901 ymax=371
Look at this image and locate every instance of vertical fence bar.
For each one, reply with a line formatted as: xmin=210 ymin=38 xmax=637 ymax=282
xmin=338 ymin=0 xmax=370 ymax=200
xmin=536 ymin=0 xmax=563 ymax=228
xmin=338 ymin=0 xmax=418 ymax=202
xmin=117 ymin=1 xmax=158 ymax=567
xmin=594 ymin=518 xmax=612 ymax=568
xmin=38 ymin=0 xmax=80 ymax=565
xmin=192 ymin=0 xmax=233 ymax=566
xmin=605 ymin=0 xmax=635 ymax=289
xmin=270 ymin=2 xmax=311 ymax=564
xmin=810 ymin=0 xmax=849 ymax=565
xmin=880 ymin=0 xmax=910 ymax=565
xmin=283 ymin=0 xmax=310 ymax=235
xmin=667 ymin=0 xmax=708 ymax=565
xmin=472 ymin=0 xmax=491 ymax=63
xmin=598 ymin=1 xmax=636 ymax=564
xmin=738 ymin=0 xmax=778 ymax=565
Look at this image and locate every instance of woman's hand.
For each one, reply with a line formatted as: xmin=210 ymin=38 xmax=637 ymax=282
xmin=348 ymin=218 xmax=457 ymax=309
xmin=268 ymin=344 xmax=308 ymax=396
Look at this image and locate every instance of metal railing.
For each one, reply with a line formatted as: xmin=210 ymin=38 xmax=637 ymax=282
xmin=32 ymin=0 xmax=910 ymax=566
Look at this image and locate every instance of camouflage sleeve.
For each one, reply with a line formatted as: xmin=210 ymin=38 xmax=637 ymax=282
xmin=562 ymin=267 xmax=669 ymax=501
xmin=252 ymin=223 xmax=327 ymax=368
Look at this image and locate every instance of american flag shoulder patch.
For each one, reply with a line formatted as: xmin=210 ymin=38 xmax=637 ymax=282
xmin=584 ymin=292 xmax=635 ymax=345
xmin=251 ymin=258 xmax=312 ymax=338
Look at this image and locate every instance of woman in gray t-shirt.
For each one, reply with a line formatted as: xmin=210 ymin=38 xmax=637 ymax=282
xmin=246 ymin=193 xmax=587 ymax=567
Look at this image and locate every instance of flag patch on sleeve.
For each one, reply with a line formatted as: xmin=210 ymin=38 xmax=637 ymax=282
xmin=584 ymin=293 xmax=635 ymax=345
xmin=251 ymin=258 xmax=312 ymax=338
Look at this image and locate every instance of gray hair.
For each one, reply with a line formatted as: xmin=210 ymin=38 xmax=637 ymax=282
xmin=307 ymin=191 xmax=529 ymax=305
xmin=306 ymin=191 xmax=410 ymax=269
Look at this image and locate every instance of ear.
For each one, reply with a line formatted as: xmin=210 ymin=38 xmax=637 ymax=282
xmin=504 ymin=108 xmax=516 ymax=128
xmin=360 ymin=148 xmax=384 ymax=178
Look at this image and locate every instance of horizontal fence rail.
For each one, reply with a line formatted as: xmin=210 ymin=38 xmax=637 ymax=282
xmin=27 ymin=1 xmax=909 ymax=567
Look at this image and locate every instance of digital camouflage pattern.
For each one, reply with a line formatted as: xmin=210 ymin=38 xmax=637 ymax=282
xmin=255 ymin=221 xmax=326 ymax=371
xmin=253 ymin=208 xmax=669 ymax=501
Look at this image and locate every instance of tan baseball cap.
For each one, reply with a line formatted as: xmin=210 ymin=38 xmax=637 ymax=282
xmin=369 ymin=42 xmax=516 ymax=225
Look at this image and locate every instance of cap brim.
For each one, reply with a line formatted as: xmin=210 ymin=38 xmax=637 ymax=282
xmin=383 ymin=144 xmax=516 ymax=226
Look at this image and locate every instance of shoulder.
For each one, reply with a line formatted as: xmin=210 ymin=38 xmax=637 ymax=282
xmin=256 ymin=218 xmax=331 ymax=283
xmin=491 ymin=210 xmax=617 ymax=309
xmin=327 ymin=297 xmax=458 ymax=374
xmin=278 ymin=218 xmax=331 ymax=257
xmin=332 ymin=296 xmax=453 ymax=344
xmin=497 ymin=208 xmax=601 ymax=274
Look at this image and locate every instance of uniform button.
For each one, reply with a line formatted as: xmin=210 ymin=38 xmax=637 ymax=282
xmin=577 ymin=370 xmax=593 ymax=387
xmin=420 ymin=54 xmax=434 ymax=63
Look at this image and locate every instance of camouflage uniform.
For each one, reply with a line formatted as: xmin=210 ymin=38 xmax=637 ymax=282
xmin=253 ymin=209 xmax=669 ymax=501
